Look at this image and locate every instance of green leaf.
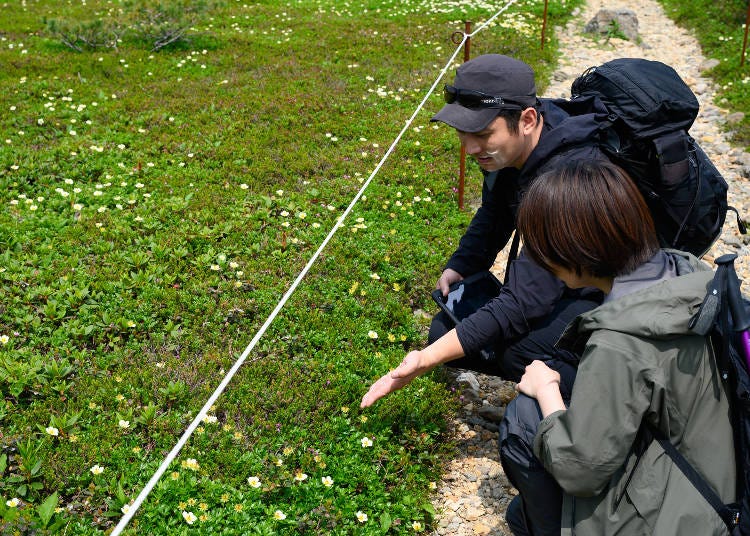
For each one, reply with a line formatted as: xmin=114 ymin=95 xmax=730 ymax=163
xmin=379 ymin=511 xmax=392 ymax=532
xmin=36 ymin=491 xmax=59 ymax=528
xmin=422 ymin=502 xmax=436 ymax=515
xmin=0 ymin=453 xmax=6 ymax=474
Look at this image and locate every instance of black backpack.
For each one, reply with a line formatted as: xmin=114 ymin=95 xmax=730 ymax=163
xmin=568 ymin=58 xmax=743 ymax=257
xmin=648 ymin=253 xmax=750 ymax=534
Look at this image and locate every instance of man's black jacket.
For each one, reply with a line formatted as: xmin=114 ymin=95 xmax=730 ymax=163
xmin=447 ymin=98 xmax=611 ymax=356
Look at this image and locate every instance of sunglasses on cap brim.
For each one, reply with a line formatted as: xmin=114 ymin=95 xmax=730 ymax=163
xmin=443 ymin=85 xmax=526 ymax=110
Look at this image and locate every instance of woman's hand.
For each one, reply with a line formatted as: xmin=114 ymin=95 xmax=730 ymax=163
xmin=516 ymin=360 xmax=566 ymax=417
xmin=360 ymin=351 xmax=430 ymax=408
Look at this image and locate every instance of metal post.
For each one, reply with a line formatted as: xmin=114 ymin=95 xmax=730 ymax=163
xmin=541 ymin=0 xmax=549 ymax=50
xmin=458 ymin=21 xmax=472 ymax=209
xmin=742 ymin=1 xmax=750 ymax=66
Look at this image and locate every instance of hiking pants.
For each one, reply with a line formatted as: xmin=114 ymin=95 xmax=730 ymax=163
xmin=500 ymin=393 xmax=563 ymax=536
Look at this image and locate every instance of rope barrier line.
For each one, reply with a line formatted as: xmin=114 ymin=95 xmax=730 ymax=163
xmin=110 ymin=2 xmax=518 ymax=533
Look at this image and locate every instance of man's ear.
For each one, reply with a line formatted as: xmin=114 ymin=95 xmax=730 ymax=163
xmin=519 ymin=107 xmax=539 ymax=135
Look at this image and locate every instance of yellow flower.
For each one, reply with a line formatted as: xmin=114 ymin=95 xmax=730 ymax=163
xmin=199 ymin=514 xmax=208 ymax=522
xmin=187 ymin=498 xmax=196 ymax=506
xmin=429 ymin=481 xmax=437 ymax=490
xmin=199 ymin=502 xmax=208 ymax=511
xmin=170 ymin=471 xmax=180 ymax=480
xmin=282 ymin=446 xmax=293 ymax=456
xmin=233 ymin=431 xmax=243 ymax=440
xmin=234 ymin=504 xmax=243 ymax=512
xmin=387 ymin=333 xmax=396 ymax=342
xmin=220 ymin=493 xmax=230 ymax=503
xmin=392 ymin=283 xmax=401 ymax=291
xmin=360 ymin=415 xmax=368 ymax=423
xmin=179 ymin=502 xmax=187 ymax=510
xmin=132 ymin=446 xmax=141 ymax=454
xmin=341 ymin=406 xmax=349 ymax=414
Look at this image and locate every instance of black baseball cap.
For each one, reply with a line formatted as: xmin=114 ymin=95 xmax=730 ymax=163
xmin=431 ymin=54 xmax=537 ymax=132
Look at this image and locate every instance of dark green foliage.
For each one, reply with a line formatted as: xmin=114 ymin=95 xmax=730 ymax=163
xmin=0 ymin=0 xmax=584 ymax=532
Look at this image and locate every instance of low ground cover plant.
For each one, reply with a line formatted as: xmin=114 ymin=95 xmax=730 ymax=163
xmin=9 ymin=0 xmax=748 ymax=533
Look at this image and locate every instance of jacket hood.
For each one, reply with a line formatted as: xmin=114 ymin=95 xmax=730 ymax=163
xmin=520 ymin=97 xmax=610 ymax=184
xmin=574 ymin=251 xmax=713 ymax=341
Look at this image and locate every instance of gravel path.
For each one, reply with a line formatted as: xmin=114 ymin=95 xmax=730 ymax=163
xmin=429 ymin=0 xmax=750 ymax=534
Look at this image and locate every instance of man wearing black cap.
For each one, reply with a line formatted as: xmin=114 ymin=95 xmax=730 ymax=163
xmin=361 ymin=53 xmax=609 ymax=399
xmin=361 ymin=54 xmax=611 ymax=536
xmin=427 ymin=54 xmax=608 ymax=382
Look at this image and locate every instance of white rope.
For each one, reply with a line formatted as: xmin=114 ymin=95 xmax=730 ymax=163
xmin=110 ymin=2 xmax=519 ymax=533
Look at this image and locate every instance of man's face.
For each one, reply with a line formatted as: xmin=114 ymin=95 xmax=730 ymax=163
xmin=456 ymin=115 xmax=526 ymax=172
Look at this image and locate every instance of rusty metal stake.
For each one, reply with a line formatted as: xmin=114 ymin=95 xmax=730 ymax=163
xmin=742 ymin=1 xmax=750 ymax=66
xmin=541 ymin=0 xmax=549 ymax=50
xmin=450 ymin=21 xmax=472 ymax=209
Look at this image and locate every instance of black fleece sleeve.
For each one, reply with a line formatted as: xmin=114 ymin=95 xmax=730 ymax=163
xmin=455 ymin=252 xmax=566 ymax=355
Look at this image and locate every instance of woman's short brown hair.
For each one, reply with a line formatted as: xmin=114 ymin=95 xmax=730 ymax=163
xmin=517 ymin=159 xmax=660 ymax=278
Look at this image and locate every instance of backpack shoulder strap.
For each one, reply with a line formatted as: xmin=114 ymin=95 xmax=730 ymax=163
xmin=644 ymin=421 xmax=740 ymax=532
xmin=503 ymin=231 xmax=521 ymax=286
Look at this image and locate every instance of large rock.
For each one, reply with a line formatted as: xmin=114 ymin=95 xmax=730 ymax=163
xmin=584 ymin=9 xmax=639 ymax=41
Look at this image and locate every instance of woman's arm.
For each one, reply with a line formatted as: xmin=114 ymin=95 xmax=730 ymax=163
xmin=532 ymin=336 xmax=653 ymax=497
xmin=516 ymin=360 xmax=566 ymax=416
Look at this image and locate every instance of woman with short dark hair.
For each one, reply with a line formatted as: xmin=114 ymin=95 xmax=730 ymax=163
xmin=503 ymin=159 xmax=735 ymax=535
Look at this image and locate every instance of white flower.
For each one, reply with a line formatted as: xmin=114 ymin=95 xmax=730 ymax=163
xmin=6 ymin=498 xmax=20 ymax=508
xmin=90 ymin=464 xmax=104 ymax=475
xmin=118 ymin=420 xmax=130 ymax=429
xmin=45 ymin=426 xmax=59 ymax=436
xmin=247 ymin=476 xmax=261 ymax=488
xmin=273 ymin=509 xmax=287 ymax=520
xmin=182 ymin=458 xmax=200 ymax=471
xmin=182 ymin=511 xmax=197 ymax=524
xmin=361 ymin=436 xmax=373 ymax=448
xmin=0 ymin=335 xmax=8 ymax=345
xmin=321 ymin=476 xmax=333 ymax=487
xmin=367 ymin=331 xmax=378 ymax=339
xmin=356 ymin=511 xmax=368 ymax=522
xmin=294 ymin=471 xmax=308 ymax=482
xmin=121 ymin=504 xmax=131 ymax=514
